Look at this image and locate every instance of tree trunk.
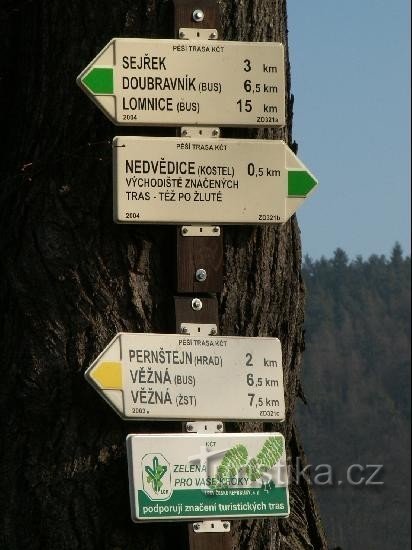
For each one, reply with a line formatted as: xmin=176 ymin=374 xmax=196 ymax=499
xmin=0 ymin=1 xmax=327 ymax=549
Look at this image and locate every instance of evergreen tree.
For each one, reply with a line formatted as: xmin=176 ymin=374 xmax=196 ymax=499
xmin=298 ymin=248 xmax=411 ymax=550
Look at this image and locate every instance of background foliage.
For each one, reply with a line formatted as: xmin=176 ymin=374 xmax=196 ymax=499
xmin=298 ymin=244 xmax=411 ymax=549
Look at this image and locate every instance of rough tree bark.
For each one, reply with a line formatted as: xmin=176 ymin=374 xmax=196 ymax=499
xmin=0 ymin=0 xmax=327 ymax=549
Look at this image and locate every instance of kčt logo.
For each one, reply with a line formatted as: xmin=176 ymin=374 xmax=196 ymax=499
xmin=142 ymin=454 xmax=172 ymax=500
xmin=146 ymin=457 xmax=167 ymax=492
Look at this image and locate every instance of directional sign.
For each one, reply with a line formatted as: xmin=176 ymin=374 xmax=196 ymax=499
xmin=113 ymin=137 xmax=317 ymax=223
xmin=127 ymin=432 xmax=289 ymax=522
xmin=85 ymin=332 xmax=284 ymax=421
xmin=77 ymin=38 xmax=285 ymax=126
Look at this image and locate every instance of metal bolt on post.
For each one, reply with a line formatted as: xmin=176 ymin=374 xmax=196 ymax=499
xmin=195 ymin=268 xmax=207 ymax=282
xmin=191 ymin=298 xmax=203 ymax=311
xmin=192 ymin=9 xmax=204 ymax=22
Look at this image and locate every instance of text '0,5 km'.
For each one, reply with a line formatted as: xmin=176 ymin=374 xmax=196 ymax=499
xmin=84 ymin=332 xmax=285 ymax=421
xmin=76 ymin=38 xmax=285 ymax=126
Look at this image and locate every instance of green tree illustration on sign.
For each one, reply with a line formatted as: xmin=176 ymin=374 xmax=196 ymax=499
xmin=212 ymin=436 xmax=284 ymax=488
xmin=217 ymin=444 xmax=248 ymax=479
xmin=247 ymin=436 xmax=284 ymax=481
xmin=145 ymin=456 xmax=167 ymax=493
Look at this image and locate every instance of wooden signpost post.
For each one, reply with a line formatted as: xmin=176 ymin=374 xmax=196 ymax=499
xmin=77 ymin=1 xmax=318 ymax=549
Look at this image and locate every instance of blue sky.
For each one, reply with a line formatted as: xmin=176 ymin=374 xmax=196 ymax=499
xmin=287 ymin=0 xmax=411 ymax=259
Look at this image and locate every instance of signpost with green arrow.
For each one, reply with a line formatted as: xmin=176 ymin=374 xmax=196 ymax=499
xmin=76 ymin=37 xmax=285 ymax=127
xmin=113 ymin=136 xmax=317 ymax=223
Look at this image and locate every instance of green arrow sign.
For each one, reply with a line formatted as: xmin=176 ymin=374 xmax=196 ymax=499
xmin=113 ymin=137 xmax=318 ymax=224
xmin=288 ymin=170 xmax=317 ymax=197
xmin=77 ymin=37 xmax=286 ymax=127
xmin=82 ymin=67 xmax=114 ymax=94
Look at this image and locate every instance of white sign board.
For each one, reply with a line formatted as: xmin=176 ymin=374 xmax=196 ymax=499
xmin=85 ymin=332 xmax=284 ymax=421
xmin=77 ymin=38 xmax=285 ymax=126
xmin=113 ymin=137 xmax=317 ymax=223
xmin=127 ymin=432 xmax=289 ymax=521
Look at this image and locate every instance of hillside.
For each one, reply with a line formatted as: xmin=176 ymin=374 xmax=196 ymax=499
xmin=297 ymin=245 xmax=411 ymax=550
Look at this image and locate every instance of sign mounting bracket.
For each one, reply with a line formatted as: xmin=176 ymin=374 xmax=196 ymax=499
xmin=181 ymin=126 xmax=220 ymax=138
xmin=193 ymin=520 xmax=231 ymax=534
xmin=179 ymin=322 xmax=217 ymax=335
xmin=178 ymin=127 xmax=221 ymax=266
xmin=185 ymin=421 xmax=223 ymax=433
xmin=180 ymin=226 xmax=221 ymax=238
xmin=185 ymin=416 xmax=229 ymax=535
xmin=178 ymin=28 xmax=218 ymax=40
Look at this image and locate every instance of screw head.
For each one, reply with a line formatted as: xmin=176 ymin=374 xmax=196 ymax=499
xmin=181 ymin=326 xmax=188 ymax=334
xmin=209 ymin=328 xmax=217 ymax=336
xmin=223 ymin=522 xmax=229 ymax=530
xmin=179 ymin=31 xmax=185 ymax=38
xmin=210 ymin=31 xmax=217 ymax=39
xmin=186 ymin=423 xmax=194 ymax=432
xmin=217 ymin=423 xmax=223 ymax=432
xmin=181 ymin=227 xmax=188 ymax=235
xmin=192 ymin=9 xmax=204 ymax=22
xmin=193 ymin=523 xmax=200 ymax=531
xmin=181 ymin=129 xmax=188 ymax=137
xmin=195 ymin=268 xmax=207 ymax=282
xmin=191 ymin=298 xmax=203 ymax=311
xmin=212 ymin=129 xmax=219 ymax=137
xmin=213 ymin=226 xmax=220 ymax=233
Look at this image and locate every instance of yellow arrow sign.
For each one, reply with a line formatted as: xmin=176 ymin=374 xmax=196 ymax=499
xmin=85 ymin=332 xmax=285 ymax=421
xmin=90 ymin=361 xmax=122 ymax=389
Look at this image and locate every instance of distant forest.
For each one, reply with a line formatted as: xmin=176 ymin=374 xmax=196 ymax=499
xmin=297 ymin=244 xmax=411 ymax=550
